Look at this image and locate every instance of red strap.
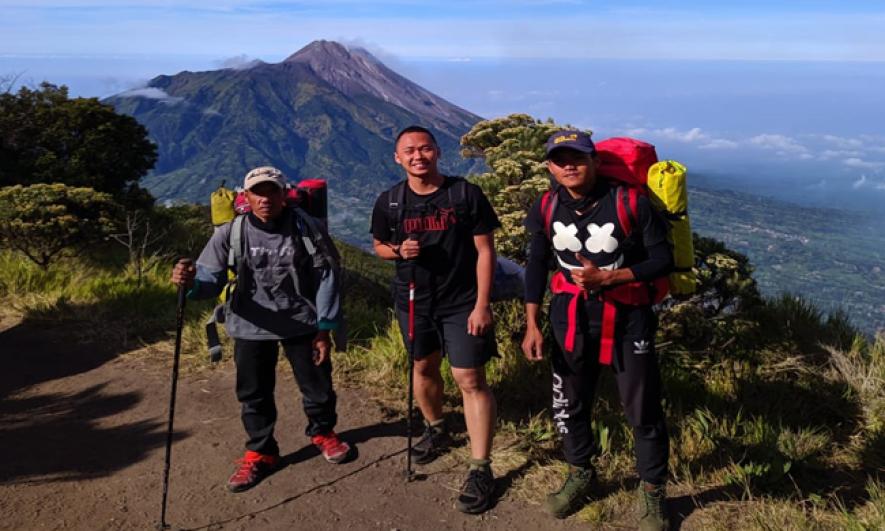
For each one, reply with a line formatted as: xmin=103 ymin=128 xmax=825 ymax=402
xmin=540 ymin=190 xmax=557 ymax=238
xmin=551 ymin=272 xmax=616 ymax=365
xmin=628 ymin=187 xmax=639 ymax=225
xmin=615 ymin=187 xmax=632 ymax=236
xmin=599 ymin=300 xmax=617 ymax=365
xmin=550 ymin=272 xmax=584 ymax=353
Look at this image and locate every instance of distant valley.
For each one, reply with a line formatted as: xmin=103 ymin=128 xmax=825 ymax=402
xmin=689 ymin=185 xmax=884 ymax=334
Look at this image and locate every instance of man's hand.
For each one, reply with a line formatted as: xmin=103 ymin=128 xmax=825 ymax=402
xmin=399 ymin=238 xmax=421 ymax=260
xmin=312 ymin=330 xmax=332 ymax=366
xmin=570 ymin=253 xmax=609 ymax=291
xmin=521 ymin=325 xmax=545 ymax=362
xmin=467 ymin=305 xmax=493 ymax=336
xmin=171 ymin=258 xmax=196 ymax=288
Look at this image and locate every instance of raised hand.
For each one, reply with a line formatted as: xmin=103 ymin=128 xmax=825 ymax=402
xmin=570 ymin=252 xmax=609 ymax=291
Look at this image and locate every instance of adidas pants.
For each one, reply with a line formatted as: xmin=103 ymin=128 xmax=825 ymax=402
xmin=549 ymin=299 xmax=669 ymax=485
xmin=233 ymin=335 xmax=338 ymax=455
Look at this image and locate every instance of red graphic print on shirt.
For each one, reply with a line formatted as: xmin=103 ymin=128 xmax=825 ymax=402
xmin=402 ymin=207 xmax=457 ymax=234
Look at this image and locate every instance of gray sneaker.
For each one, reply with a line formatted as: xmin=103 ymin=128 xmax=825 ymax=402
xmin=638 ymin=482 xmax=670 ymax=531
xmin=410 ymin=421 xmax=452 ymax=465
xmin=545 ymin=465 xmax=595 ymax=518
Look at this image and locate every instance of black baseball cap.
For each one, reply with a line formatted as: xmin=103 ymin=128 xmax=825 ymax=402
xmin=544 ymin=130 xmax=596 ymax=158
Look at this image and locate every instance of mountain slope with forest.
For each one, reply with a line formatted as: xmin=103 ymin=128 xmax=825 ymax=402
xmin=106 ymin=40 xmax=482 ymax=205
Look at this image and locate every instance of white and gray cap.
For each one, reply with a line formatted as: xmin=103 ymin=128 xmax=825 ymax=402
xmin=243 ymin=166 xmax=286 ymax=190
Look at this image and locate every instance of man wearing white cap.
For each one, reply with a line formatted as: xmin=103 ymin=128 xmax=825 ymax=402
xmin=171 ymin=166 xmax=350 ymax=492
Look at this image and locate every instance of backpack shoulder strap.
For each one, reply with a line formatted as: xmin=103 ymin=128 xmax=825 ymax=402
xmin=386 ymin=180 xmax=408 ymax=243
xmin=446 ymin=177 xmax=471 ymax=223
xmin=227 ymin=215 xmax=246 ymax=270
xmin=540 ymin=187 xmax=559 ymax=239
xmin=292 ymin=207 xmax=340 ymax=269
xmin=615 ymin=186 xmax=639 ymax=237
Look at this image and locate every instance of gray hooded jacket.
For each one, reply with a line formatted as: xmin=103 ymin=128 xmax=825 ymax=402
xmin=188 ymin=209 xmax=341 ymax=340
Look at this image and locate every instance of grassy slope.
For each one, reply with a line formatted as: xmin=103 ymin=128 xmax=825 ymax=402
xmin=1 ymin=239 xmax=883 ymax=530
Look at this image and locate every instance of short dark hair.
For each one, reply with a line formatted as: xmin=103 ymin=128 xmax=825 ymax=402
xmin=395 ymin=125 xmax=438 ymax=148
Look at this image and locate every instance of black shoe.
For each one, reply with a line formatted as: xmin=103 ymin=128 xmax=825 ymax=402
xmin=455 ymin=467 xmax=495 ymax=514
xmin=410 ymin=422 xmax=452 ymax=465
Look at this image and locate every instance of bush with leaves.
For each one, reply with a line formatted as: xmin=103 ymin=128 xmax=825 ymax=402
xmin=461 ymin=114 xmax=574 ymax=260
xmin=0 ymin=83 xmax=157 ymax=198
xmin=0 ymin=183 xmax=120 ymax=267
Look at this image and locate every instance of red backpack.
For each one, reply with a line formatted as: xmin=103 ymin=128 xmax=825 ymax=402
xmin=234 ymin=179 xmax=329 ymax=226
xmin=540 ymin=137 xmax=669 ymax=364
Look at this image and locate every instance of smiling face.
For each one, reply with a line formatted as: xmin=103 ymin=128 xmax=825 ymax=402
xmin=245 ymin=181 xmax=286 ymax=222
xmin=546 ymin=148 xmax=600 ymax=197
xmin=394 ymin=131 xmax=440 ymax=180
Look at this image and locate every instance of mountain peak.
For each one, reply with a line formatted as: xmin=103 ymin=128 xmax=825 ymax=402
xmin=285 ymin=40 xmax=351 ymax=63
xmin=282 ymin=40 xmax=473 ymax=127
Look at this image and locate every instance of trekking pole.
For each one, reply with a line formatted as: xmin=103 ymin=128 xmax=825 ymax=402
xmin=405 ymin=236 xmax=417 ymax=482
xmin=159 ymin=258 xmax=191 ymax=529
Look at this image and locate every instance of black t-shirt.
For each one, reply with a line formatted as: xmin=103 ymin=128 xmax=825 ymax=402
xmin=523 ymin=181 xmax=672 ymax=305
xmin=371 ymin=177 xmax=501 ymax=314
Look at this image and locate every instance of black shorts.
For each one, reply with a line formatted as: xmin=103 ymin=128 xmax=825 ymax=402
xmin=395 ymin=308 xmax=498 ymax=369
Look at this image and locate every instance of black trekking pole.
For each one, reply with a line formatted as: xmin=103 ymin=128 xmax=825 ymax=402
xmin=159 ymin=258 xmax=191 ymax=529
xmin=404 ymin=236 xmax=417 ymax=482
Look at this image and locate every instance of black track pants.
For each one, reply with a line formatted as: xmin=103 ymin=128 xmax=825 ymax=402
xmin=233 ymin=335 xmax=337 ymax=455
xmin=549 ymin=299 xmax=669 ymax=485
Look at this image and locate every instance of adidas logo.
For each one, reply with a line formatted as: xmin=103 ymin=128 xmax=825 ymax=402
xmin=633 ymin=340 xmax=650 ymax=355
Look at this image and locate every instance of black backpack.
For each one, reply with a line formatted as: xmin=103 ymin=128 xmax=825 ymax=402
xmin=384 ymin=177 xmax=524 ymax=302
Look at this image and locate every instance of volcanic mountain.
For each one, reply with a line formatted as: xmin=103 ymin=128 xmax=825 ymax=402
xmin=106 ymin=40 xmax=482 ymax=205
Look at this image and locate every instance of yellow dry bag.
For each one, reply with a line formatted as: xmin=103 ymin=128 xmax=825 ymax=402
xmin=210 ymin=182 xmax=237 ymax=226
xmin=647 ymin=161 xmax=696 ymax=296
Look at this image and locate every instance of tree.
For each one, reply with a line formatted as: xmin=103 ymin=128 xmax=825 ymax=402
xmin=0 ymin=83 xmax=157 ymax=197
xmin=460 ymin=113 xmax=576 ymax=259
xmin=0 ymin=183 xmax=120 ymax=267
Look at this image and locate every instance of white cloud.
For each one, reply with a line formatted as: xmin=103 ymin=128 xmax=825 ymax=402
xmin=820 ymin=149 xmax=863 ymax=160
xmin=748 ymin=133 xmax=814 ymax=159
xmin=844 ymin=158 xmax=885 ymax=169
xmin=116 ymin=87 xmax=183 ymax=103
xmin=215 ymin=54 xmax=261 ymax=70
xmin=627 ymin=126 xmax=738 ymax=150
xmin=820 ymin=134 xmax=864 ymax=150
xmin=700 ymin=138 xmax=739 ymax=150
xmin=852 ymin=175 xmax=868 ymax=189
xmin=657 ymin=127 xmax=705 ymax=142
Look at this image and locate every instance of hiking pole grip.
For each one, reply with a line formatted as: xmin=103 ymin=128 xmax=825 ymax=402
xmin=160 ymin=259 xmax=191 ymax=529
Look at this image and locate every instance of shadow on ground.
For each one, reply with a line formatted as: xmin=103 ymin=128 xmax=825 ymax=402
xmin=0 ymin=316 xmax=186 ymax=485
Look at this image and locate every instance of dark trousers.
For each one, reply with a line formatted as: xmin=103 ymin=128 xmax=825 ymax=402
xmin=549 ymin=300 xmax=669 ymax=485
xmin=234 ymin=335 xmax=337 ymax=455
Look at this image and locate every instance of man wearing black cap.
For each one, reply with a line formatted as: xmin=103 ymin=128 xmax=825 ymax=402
xmin=520 ymin=131 xmax=673 ymax=530
xmin=171 ymin=166 xmax=351 ymax=493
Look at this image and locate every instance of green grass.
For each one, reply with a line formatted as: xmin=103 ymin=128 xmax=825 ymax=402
xmin=2 ymin=239 xmax=883 ymax=529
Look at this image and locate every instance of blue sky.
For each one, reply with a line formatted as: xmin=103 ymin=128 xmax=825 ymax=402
xmin=2 ymin=1 xmax=885 ymax=61
xmin=2 ymin=1 xmax=885 ymax=214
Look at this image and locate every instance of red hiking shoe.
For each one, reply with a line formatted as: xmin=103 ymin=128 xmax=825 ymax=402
xmin=226 ymin=450 xmax=280 ymax=492
xmin=311 ymin=431 xmax=352 ymax=464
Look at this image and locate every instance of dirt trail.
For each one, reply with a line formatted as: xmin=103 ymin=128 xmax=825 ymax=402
xmin=0 ymin=317 xmax=584 ymax=530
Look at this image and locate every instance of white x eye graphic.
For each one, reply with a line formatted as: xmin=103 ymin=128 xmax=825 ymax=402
xmin=552 ymin=221 xmax=582 ymax=252
xmin=585 ymin=223 xmax=619 ymax=254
